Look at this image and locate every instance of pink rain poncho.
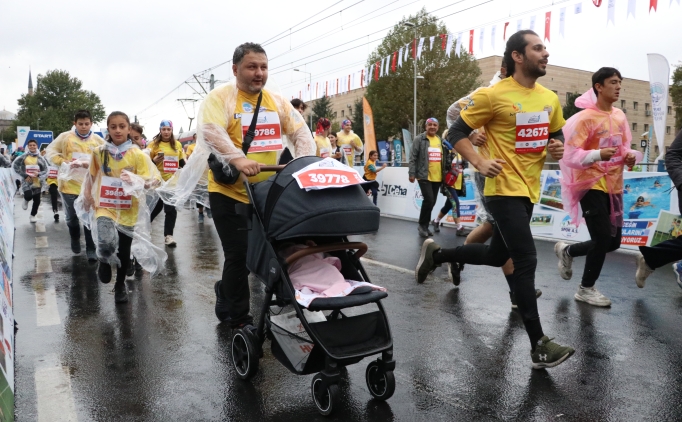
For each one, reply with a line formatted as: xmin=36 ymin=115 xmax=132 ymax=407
xmin=559 ymin=90 xmax=643 ymax=234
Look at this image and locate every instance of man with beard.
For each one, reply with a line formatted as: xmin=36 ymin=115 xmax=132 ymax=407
xmin=415 ymin=30 xmax=574 ymax=369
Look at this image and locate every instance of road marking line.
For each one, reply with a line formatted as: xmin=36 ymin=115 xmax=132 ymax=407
xmin=35 ymin=236 xmax=49 ymax=249
xmin=35 ymin=287 xmax=61 ymax=327
xmin=35 ymin=222 xmax=46 ymax=233
xmin=35 ymin=256 xmax=53 ymax=274
xmin=35 ymin=358 xmax=77 ymax=422
xmin=360 ymin=257 xmax=413 ymax=274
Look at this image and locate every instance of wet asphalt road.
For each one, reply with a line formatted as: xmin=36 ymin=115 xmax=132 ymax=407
xmin=11 ymin=200 xmax=682 ymax=421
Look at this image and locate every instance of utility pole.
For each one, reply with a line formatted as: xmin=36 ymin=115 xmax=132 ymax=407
xmin=403 ymin=21 xmax=421 ymax=139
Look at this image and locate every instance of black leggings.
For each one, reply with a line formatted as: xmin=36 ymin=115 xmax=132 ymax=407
xmin=96 ymin=217 xmax=133 ymax=284
xmin=640 ymin=193 xmax=682 ymax=269
xmin=418 ymin=180 xmax=441 ymax=227
xmin=150 ymin=200 xmax=177 ymax=236
xmin=567 ymin=190 xmax=622 ymax=288
xmin=432 ymin=196 xmax=544 ymax=347
xmin=48 ymin=184 xmax=59 ymax=213
xmin=439 ymin=186 xmax=461 ymax=218
xmin=23 ymin=188 xmax=41 ymax=216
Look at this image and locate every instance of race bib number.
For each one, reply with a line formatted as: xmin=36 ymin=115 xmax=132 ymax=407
xmin=241 ymin=111 xmax=283 ymax=152
xmin=515 ymin=112 xmax=549 ymax=154
xmin=293 ymin=158 xmax=365 ymax=191
xmin=25 ymin=165 xmax=39 ymax=177
xmin=98 ymin=176 xmax=132 ymax=209
xmin=428 ymin=147 xmax=441 ymax=162
xmin=319 ymin=148 xmax=330 ymax=159
xmin=71 ymin=152 xmax=91 ymax=163
xmin=163 ymin=156 xmax=179 ymax=173
xmin=599 ymin=135 xmax=623 ymax=165
xmin=341 ymin=144 xmax=353 ymax=156
xmin=48 ymin=166 xmax=59 ymax=178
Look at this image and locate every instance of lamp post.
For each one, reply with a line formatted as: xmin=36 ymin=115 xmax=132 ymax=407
xmin=403 ymin=21 xmax=422 ymax=139
xmin=37 ymin=118 xmax=41 ymax=130
xmin=294 ymin=69 xmax=313 ymax=131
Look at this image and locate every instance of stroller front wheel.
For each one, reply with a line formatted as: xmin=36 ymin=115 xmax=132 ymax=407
xmin=365 ymin=361 xmax=395 ymax=400
xmin=311 ymin=373 xmax=339 ymax=416
xmin=231 ymin=328 xmax=259 ymax=380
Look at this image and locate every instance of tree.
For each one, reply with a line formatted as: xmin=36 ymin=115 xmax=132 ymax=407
xmin=310 ymin=95 xmax=335 ymax=128
xmin=351 ymin=99 xmax=364 ymax=140
xmin=562 ymin=92 xmax=581 ymax=120
xmin=13 ymin=70 xmax=106 ymax=136
xmin=670 ymin=64 xmax=682 ymax=132
xmin=1 ymin=128 xmax=16 ymax=147
xmin=364 ymin=8 xmax=481 ymax=140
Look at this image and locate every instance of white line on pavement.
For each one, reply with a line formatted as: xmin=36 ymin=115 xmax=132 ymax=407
xmin=35 ymin=287 xmax=61 ymax=327
xmin=35 ymin=236 xmax=48 ymax=249
xmin=360 ymin=257 xmax=413 ymax=274
xmin=35 ymin=357 xmax=78 ymax=422
xmin=35 ymin=222 xmax=46 ymax=233
xmin=35 ymin=256 xmax=53 ymax=274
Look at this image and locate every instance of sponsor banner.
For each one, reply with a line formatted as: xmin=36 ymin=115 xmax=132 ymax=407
xmin=0 ymin=169 xmax=15 ymax=408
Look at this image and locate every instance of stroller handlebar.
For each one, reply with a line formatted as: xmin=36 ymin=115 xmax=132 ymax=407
xmin=285 ymin=242 xmax=368 ymax=266
xmin=239 ymin=164 xmax=286 ymax=183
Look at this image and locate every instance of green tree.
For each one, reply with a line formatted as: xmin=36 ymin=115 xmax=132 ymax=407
xmin=311 ymin=95 xmax=335 ymax=127
xmin=351 ymin=99 xmax=364 ymax=139
xmin=562 ymin=92 xmax=581 ymax=120
xmin=13 ymin=70 xmax=106 ymax=136
xmin=365 ymin=8 xmax=481 ymax=140
xmin=670 ymin=64 xmax=682 ymax=132
xmin=1 ymin=128 xmax=16 ymax=147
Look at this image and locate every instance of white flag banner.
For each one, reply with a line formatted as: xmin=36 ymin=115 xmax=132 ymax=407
xmin=417 ymin=38 xmax=425 ymax=59
xmin=398 ymin=47 xmax=404 ymax=67
xmin=491 ymin=25 xmax=496 ymax=50
xmin=379 ymin=58 xmax=385 ymax=77
xmin=429 ymin=36 xmax=435 ymax=51
xmin=628 ymin=0 xmax=636 ymax=18
xmin=517 ymin=19 xmax=522 ymax=32
xmin=575 ymin=2 xmax=582 ymax=14
xmin=647 ymin=53 xmax=670 ymax=161
xmin=479 ymin=29 xmax=484 ymax=52
xmin=560 ymin=7 xmax=567 ymax=36
xmin=529 ymin=15 xmax=536 ymax=31
xmin=607 ymin=0 xmax=615 ymax=25
xmin=404 ymin=43 xmax=410 ymax=62
xmin=673 ymin=0 xmax=681 ymax=6
xmin=455 ymin=32 xmax=462 ymax=57
xmin=447 ymin=33 xmax=455 ymax=57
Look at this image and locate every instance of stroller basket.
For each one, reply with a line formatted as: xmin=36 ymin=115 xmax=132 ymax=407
xmin=307 ymin=311 xmax=391 ymax=357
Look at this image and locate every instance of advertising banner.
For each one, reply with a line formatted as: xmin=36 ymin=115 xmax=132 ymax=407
xmin=402 ymin=129 xmax=412 ymax=161
xmin=0 ymin=169 xmax=16 ymax=420
xmin=377 ymin=141 xmax=389 ymax=163
xmin=362 ymin=97 xmax=377 ymax=163
xmin=647 ymin=53 xmax=670 ymax=161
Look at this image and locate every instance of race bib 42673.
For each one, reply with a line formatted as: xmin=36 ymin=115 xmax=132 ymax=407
xmin=515 ymin=111 xmax=549 ymax=154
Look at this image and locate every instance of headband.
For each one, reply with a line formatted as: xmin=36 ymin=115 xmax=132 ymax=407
xmin=426 ymin=117 xmax=439 ymax=124
xmin=160 ymin=120 xmax=173 ymax=128
xmin=342 ymin=119 xmax=352 ymax=127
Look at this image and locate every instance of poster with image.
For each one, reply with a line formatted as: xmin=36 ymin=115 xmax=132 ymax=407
xmin=623 ymin=174 xmax=671 ymax=220
xmin=539 ymin=170 xmax=564 ymax=211
xmin=649 ymin=210 xmax=682 ymax=247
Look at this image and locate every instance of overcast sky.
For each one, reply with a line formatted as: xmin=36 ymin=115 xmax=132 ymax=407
xmin=1 ymin=0 xmax=680 ymax=135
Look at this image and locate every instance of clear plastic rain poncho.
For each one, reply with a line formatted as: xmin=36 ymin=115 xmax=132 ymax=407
xmin=46 ymin=129 xmax=106 ymax=196
xmin=70 ymin=141 xmax=167 ymax=276
xmin=559 ymin=89 xmax=643 ymax=233
xmin=12 ymin=153 xmax=49 ymax=193
xmin=158 ymin=80 xmax=315 ymax=207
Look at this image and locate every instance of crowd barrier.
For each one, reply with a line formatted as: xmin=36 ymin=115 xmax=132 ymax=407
xmin=0 ymin=169 xmax=16 ymax=418
xmin=355 ymin=166 xmax=680 ymax=251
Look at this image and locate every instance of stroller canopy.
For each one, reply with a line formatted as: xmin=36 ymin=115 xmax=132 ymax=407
xmin=253 ymin=156 xmax=380 ymax=240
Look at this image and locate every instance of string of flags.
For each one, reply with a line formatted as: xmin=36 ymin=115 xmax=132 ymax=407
xmin=292 ymin=0 xmax=679 ymax=101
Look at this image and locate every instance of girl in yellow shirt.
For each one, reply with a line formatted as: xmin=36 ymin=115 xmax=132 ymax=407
xmin=12 ymin=139 xmax=48 ymax=223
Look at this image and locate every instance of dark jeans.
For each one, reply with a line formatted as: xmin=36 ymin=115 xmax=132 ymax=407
xmin=363 ymin=181 xmax=379 ymax=206
xmin=209 ymin=192 xmax=252 ymax=326
xmin=640 ymin=193 xmax=682 ymax=269
xmin=61 ymin=192 xmax=96 ymax=250
xmin=418 ymin=180 xmax=441 ymax=227
xmin=433 ymin=196 xmax=544 ymax=347
xmin=150 ymin=200 xmax=177 ymax=236
xmin=23 ymin=187 xmax=41 ymax=216
xmin=96 ymin=217 xmax=133 ymax=284
xmin=440 ymin=186 xmax=461 ymax=218
xmin=48 ymin=184 xmax=59 ymax=213
xmin=567 ymin=190 xmax=622 ymax=288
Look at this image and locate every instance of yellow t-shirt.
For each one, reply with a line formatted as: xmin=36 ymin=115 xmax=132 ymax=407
xmin=203 ymin=86 xmax=304 ymax=203
xmin=48 ymin=132 xmax=105 ymax=195
xmin=336 ymin=131 xmax=363 ymax=167
xmin=460 ymin=77 xmax=565 ymax=203
xmin=186 ymin=143 xmax=196 ymax=158
xmin=150 ymin=140 xmax=186 ymax=181
xmin=314 ymin=135 xmax=333 ymax=158
xmin=364 ymin=159 xmax=378 ymax=181
xmin=456 ymin=93 xmax=490 ymax=164
xmin=426 ymin=135 xmax=442 ymax=183
xmin=23 ymin=155 xmax=42 ymax=188
xmin=89 ymin=146 xmax=152 ymax=227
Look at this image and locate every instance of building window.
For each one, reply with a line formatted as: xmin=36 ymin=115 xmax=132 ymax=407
xmin=633 ymin=101 xmax=638 ymax=110
xmin=645 ymin=103 xmax=650 ymax=112
xmin=621 ymin=100 xmax=626 ymax=108
xmin=668 ymin=106 xmax=673 ymax=115
xmin=667 ymin=126 xmax=671 ymax=135
xmin=341 ymin=110 xmax=345 ymax=117
xmin=644 ymin=123 xmax=649 ymax=132
xmin=632 ymin=123 xmax=637 ymax=132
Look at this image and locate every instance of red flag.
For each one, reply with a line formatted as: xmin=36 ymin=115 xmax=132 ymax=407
xmin=440 ymin=34 xmax=447 ymax=50
xmin=361 ymin=70 xmax=364 ymax=88
xmin=325 ymin=81 xmax=328 ymax=97
xmin=374 ymin=61 xmax=379 ymax=81
xmin=593 ymin=0 xmax=602 ymax=6
xmin=336 ymin=79 xmax=339 ymax=95
xmin=299 ymin=91 xmax=301 ymax=99
xmin=650 ymin=0 xmax=658 ymax=12
xmin=504 ymin=22 xmax=510 ymax=40
xmin=391 ymin=51 xmax=398 ymax=72
xmin=469 ymin=29 xmax=474 ymax=54
xmin=544 ymin=11 xmax=551 ymax=41
xmin=348 ymin=75 xmax=351 ymax=91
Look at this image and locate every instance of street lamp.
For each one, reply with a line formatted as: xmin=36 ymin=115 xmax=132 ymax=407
xmin=37 ymin=118 xmax=41 ymax=130
xmin=403 ymin=21 xmax=421 ymax=138
xmin=294 ymin=69 xmax=313 ymax=131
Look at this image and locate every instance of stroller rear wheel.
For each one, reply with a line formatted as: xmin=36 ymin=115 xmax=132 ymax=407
xmin=231 ymin=327 xmax=259 ymax=380
xmin=311 ymin=373 xmax=339 ymax=416
xmin=365 ymin=360 xmax=395 ymax=400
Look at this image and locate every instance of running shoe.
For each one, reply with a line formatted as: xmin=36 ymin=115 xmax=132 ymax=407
xmin=98 ymin=262 xmax=112 ymax=284
xmin=456 ymin=226 xmax=465 ymax=237
xmin=54 ymin=212 xmax=59 ymax=222
xmin=531 ymin=336 xmax=575 ymax=369
xmin=214 ymin=280 xmax=230 ymax=322
xmin=673 ymin=262 xmax=682 ymax=290
xmin=86 ymin=248 xmax=97 ymax=262
xmin=165 ymin=235 xmax=177 ymax=247
xmin=71 ymin=237 xmax=81 ymax=254
xmin=22 ymin=200 xmax=28 ymax=210
xmin=415 ymin=239 xmax=440 ymax=284
xmin=448 ymin=262 xmax=461 ymax=286
xmin=574 ymin=286 xmax=611 ymax=307
xmin=510 ymin=289 xmax=542 ymax=309
xmin=198 ymin=213 xmax=205 ymax=224
xmin=29 ymin=215 xmax=37 ymax=223
xmin=417 ymin=225 xmax=430 ymax=238
xmin=134 ymin=258 xmax=143 ymax=274
xmin=126 ymin=259 xmax=135 ymax=277
xmin=635 ymin=253 xmax=654 ymax=288
xmin=206 ymin=208 xmax=213 ymax=219
xmin=431 ymin=220 xmax=440 ymax=233
xmin=114 ymin=282 xmax=129 ymax=304
xmin=554 ymin=241 xmax=573 ymax=280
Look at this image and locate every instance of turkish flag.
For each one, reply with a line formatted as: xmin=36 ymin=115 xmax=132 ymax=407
xmin=440 ymin=34 xmax=447 ymax=50
xmin=544 ymin=11 xmax=551 ymax=41
xmin=391 ymin=51 xmax=397 ymax=72
xmin=503 ymin=22 xmax=510 ymax=40
xmin=374 ymin=61 xmax=379 ymax=81
xmin=650 ymin=0 xmax=658 ymax=12
xmin=469 ymin=29 xmax=474 ymax=54
xmin=593 ymin=0 xmax=602 ymax=6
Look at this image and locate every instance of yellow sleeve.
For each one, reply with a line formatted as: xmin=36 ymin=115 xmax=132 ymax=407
xmin=179 ymin=142 xmax=187 ymax=160
xmin=136 ymin=150 xmax=152 ymax=179
xmin=352 ymin=134 xmax=363 ymax=149
xmin=549 ymin=95 xmax=566 ymax=133
xmin=89 ymin=150 xmax=100 ymax=177
xmin=460 ymin=89 xmax=493 ymax=130
xmin=278 ymin=97 xmax=305 ymax=136
xmin=201 ymin=90 xmax=229 ymax=129
xmin=45 ymin=131 xmax=71 ymax=166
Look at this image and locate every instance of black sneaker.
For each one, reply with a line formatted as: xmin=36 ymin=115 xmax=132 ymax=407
xmin=54 ymin=213 xmax=59 ymax=222
xmin=510 ymin=289 xmax=543 ymax=309
xmin=448 ymin=262 xmax=461 ymax=286
xmin=134 ymin=258 xmax=143 ymax=274
xmin=214 ymin=281 xmax=230 ymax=322
xmin=86 ymin=248 xmax=97 ymax=262
xmin=98 ymin=262 xmax=112 ymax=284
xmin=417 ymin=225 xmax=429 ymax=238
xmin=114 ymin=282 xmax=129 ymax=304
xmin=71 ymin=237 xmax=81 ymax=254
xmin=126 ymin=259 xmax=135 ymax=277
xmin=415 ymin=239 xmax=441 ymax=284
xmin=431 ymin=220 xmax=440 ymax=233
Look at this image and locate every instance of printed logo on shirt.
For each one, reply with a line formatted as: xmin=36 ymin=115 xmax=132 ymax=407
xmin=543 ymin=105 xmax=553 ymax=114
xmin=512 ymin=102 xmax=523 ymax=113
xmin=242 ymin=102 xmax=253 ymax=113
xmin=462 ymin=98 xmax=474 ymax=111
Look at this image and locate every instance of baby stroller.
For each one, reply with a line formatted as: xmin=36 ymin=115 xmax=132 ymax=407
xmin=232 ymin=156 xmax=395 ymax=416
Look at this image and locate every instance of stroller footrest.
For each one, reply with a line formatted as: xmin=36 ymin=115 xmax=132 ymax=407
xmin=306 ymin=291 xmax=387 ymax=311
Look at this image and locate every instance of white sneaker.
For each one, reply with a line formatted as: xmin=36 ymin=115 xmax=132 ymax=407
xmin=574 ymin=286 xmax=611 ymax=307
xmin=22 ymin=200 xmax=29 ymax=210
xmin=554 ymin=241 xmax=573 ymax=280
xmin=29 ymin=215 xmax=37 ymax=223
xmin=635 ymin=253 xmax=654 ymax=288
xmin=164 ymin=235 xmax=177 ymax=247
